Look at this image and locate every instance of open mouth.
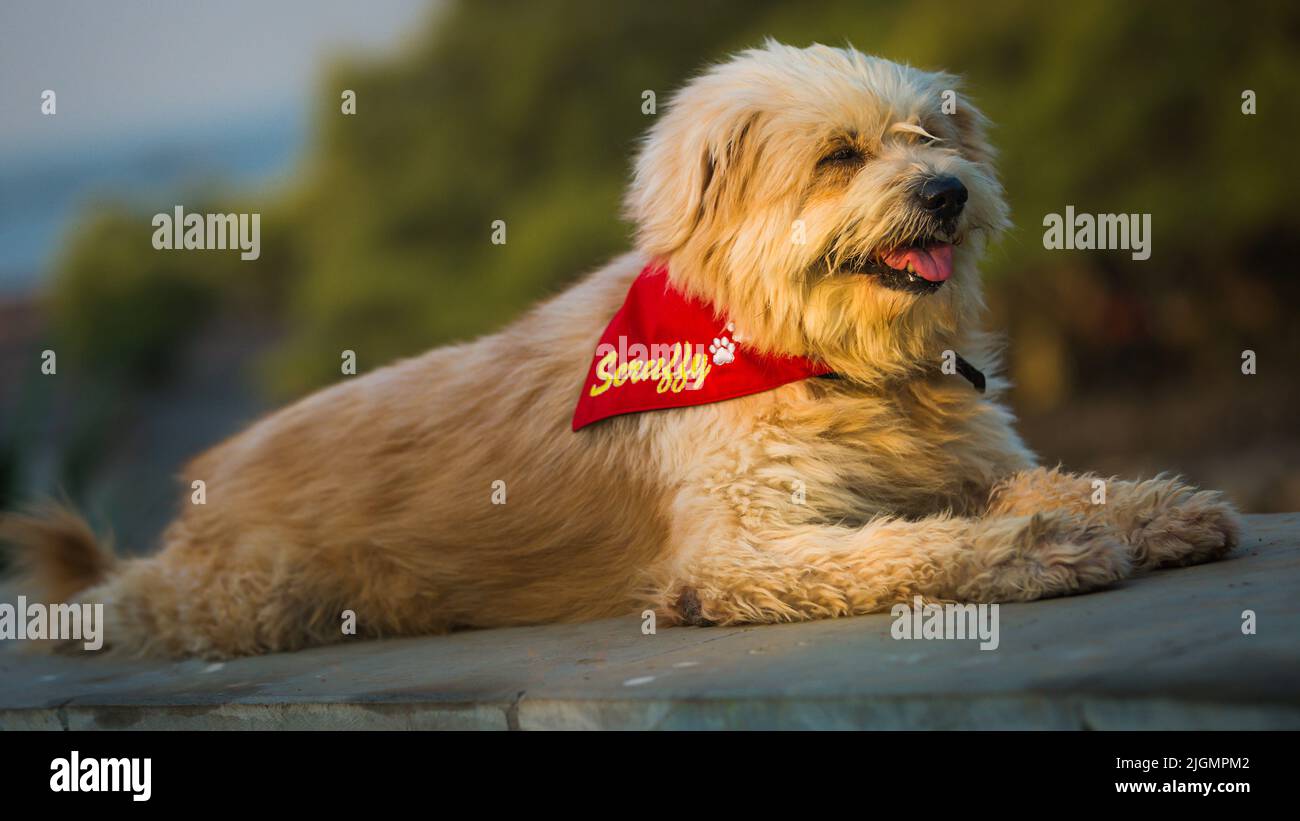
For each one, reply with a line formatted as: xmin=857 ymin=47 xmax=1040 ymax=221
xmin=842 ymin=242 xmax=955 ymax=295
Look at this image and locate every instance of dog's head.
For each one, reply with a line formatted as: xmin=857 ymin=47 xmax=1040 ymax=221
xmin=626 ymin=41 xmax=1009 ymax=384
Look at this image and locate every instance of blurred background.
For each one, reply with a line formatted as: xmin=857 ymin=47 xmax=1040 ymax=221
xmin=1 ymin=0 xmax=1298 ymax=556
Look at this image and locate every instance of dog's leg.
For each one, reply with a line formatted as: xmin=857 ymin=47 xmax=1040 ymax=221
xmin=986 ymin=467 xmax=1240 ymax=571
xmin=655 ymin=510 xmax=1131 ymax=627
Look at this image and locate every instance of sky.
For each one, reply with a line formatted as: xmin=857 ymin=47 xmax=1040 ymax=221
xmin=0 ymin=0 xmax=437 ymax=289
xmin=0 ymin=0 xmax=435 ymax=158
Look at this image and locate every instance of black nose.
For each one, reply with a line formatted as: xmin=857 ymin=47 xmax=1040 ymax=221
xmin=917 ymin=175 xmax=968 ymax=220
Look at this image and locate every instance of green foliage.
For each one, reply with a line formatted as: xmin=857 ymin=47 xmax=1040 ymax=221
xmin=47 ymin=197 xmax=298 ymax=388
xmin=49 ymin=207 xmax=219 ymax=386
xmin=46 ymin=0 xmax=1300 ymax=403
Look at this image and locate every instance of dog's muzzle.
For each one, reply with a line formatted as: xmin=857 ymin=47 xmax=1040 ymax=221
xmin=839 ymin=174 xmax=968 ymax=295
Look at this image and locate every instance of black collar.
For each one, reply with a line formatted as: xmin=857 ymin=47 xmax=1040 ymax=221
xmin=818 ymin=354 xmax=986 ymax=393
xmin=954 ymin=354 xmax=987 ymax=393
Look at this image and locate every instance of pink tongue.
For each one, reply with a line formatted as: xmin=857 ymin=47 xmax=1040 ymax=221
xmin=882 ymin=244 xmax=953 ymax=282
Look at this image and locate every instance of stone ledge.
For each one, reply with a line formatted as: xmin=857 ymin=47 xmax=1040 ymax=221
xmin=2 ymin=513 xmax=1296 ymax=730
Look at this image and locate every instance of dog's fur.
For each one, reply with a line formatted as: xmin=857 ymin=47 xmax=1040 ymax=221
xmin=2 ymin=42 xmax=1240 ymax=658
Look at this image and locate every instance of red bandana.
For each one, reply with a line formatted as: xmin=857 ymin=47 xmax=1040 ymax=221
xmin=572 ymin=264 xmax=832 ymax=430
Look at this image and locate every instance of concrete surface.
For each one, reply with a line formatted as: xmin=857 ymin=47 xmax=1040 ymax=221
xmin=1 ymin=513 xmax=1297 ymax=730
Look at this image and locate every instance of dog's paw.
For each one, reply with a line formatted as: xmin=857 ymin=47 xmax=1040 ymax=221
xmin=1124 ymin=487 xmax=1241 ymax=570
xmin=958 ymin=512 xmax=1132 ymax=603
xmin=650 ymin=587 xmax=722 ymax=626
xmin=674 ymin=586 xmax=718 ymax=626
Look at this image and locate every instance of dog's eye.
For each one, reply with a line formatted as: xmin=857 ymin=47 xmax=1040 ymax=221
xmin=817 ymin=146 xmax=864 ymax=168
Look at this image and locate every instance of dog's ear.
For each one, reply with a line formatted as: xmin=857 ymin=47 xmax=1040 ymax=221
xmin=625 ymin=93 xmax=761 ymax=256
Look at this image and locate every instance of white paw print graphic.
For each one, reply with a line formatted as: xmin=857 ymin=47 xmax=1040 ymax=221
xmin=710 ymin=322 xmax=740 ymax=366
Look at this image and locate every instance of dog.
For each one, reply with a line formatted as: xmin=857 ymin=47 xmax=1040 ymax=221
xmin=2 ymin=41 xmax=1240 ymax=658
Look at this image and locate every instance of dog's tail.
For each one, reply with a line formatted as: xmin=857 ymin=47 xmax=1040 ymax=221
xmin=3 ymin=501 xmax=339 ymax=659
xmin=0 ymin=501 xmax=116 ymax=603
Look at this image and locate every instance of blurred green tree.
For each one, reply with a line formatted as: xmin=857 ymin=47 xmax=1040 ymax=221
xmin=47 ymin=0 xmax=1300 ymax=409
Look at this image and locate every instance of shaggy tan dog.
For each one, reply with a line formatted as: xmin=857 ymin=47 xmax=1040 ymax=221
xmin=3 ymin=42 xmax=1239 ymax=658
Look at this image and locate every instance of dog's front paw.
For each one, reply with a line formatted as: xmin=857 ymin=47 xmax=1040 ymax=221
xmin=958 ymin=512 xmax=1132 ymax=603
xmin=1123 ymin=484 xmax=1241 ymax=570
